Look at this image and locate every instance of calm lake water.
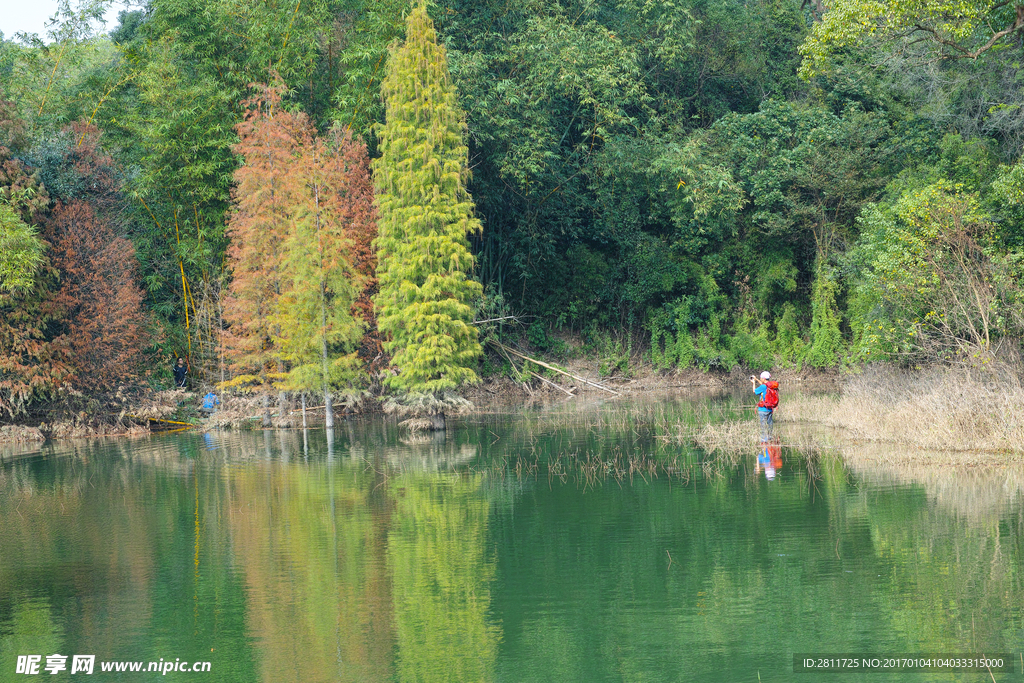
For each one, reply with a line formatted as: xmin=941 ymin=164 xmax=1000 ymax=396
xmin=1 ymin=397 xmax=1023 ymax=682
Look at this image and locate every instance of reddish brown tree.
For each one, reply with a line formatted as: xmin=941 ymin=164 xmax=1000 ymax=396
xmin=46 ymin=200 xmax=150 ymax=390
xmin=0 ymin=268 xmax=70 ymax=418
xmin=330 ymin=126 xmax=382 ymax=369
xmin=0 ymin=92 xmax=63 ymax=417
xmin=61 ymin=121 xmax=119 ymax=209
xmin=223 ymin=82 xmax=314 ymax=422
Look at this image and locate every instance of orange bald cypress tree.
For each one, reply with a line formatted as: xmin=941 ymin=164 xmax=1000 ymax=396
xmin=225 ymin=82 xmax=378 ymax=425
xmin=223 ymin=83 xmax=312 ymax=420
xmin=273 ymin=126 xmax=376 ymax=426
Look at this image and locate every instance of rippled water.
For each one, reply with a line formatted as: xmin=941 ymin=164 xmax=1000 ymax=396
xmin=1 ymin=397 xmax=1023 ymax=682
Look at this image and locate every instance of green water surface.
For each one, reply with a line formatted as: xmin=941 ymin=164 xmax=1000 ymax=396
xmin=1 ymin=397 xmax=1022 ymax=682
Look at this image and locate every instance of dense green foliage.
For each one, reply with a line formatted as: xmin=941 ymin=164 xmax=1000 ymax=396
xmin=3 ymin=0 xmax=1024 ymax=418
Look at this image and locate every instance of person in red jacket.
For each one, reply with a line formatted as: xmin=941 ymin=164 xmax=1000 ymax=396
xmin=750 ymin=371 xmax=779 ymax=441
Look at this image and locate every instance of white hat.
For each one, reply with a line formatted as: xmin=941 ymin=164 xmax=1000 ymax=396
xmin=760 ymin=371 xmax=771 ymax=380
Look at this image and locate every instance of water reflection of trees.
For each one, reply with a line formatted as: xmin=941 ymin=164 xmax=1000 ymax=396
xmin=389 ymin=474 xmax=499 ymax=682
xmin=834 ymin=449 xmax=1024 ymax=653
xmin=3 ymin=414 xmax=1024 ymax=680
xmin=1 ymin=431 xmax=502 ymax=683
xmin=840 ymin=444 xmax=1024 ymax=524
xmin=218 ymin=433 xmax=498 ymax=682
xmin=0 ymin=438 xmax=258 ymax=681
xmin=225 ymin=449 xmax=397 ymax=682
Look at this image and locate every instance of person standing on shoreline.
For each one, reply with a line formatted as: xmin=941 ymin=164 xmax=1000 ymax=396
xmin=173 ymin=357 xmax=188 ymax=389
xmin=751 ymin=371 xmax=779 ymax=441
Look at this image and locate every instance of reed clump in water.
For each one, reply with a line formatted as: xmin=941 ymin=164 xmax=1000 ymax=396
xmin=477 ymin=444 xmax=698 ymax=490
xmin=684 ymin=418 xmax=839 ymax=456
xmin=782 ymin=365 xmax=1024 ymax=454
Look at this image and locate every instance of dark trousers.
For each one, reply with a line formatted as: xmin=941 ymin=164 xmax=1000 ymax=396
xmin=759 ymin=410 xmax=774 ymax=441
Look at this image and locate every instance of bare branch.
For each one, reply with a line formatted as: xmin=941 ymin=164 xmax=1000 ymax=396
xmin=908 ymin=6 xmax=1024 ymax=61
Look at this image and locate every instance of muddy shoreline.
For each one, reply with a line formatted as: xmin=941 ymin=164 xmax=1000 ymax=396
xmin=0 ymin=364 xmax=841 ymax=444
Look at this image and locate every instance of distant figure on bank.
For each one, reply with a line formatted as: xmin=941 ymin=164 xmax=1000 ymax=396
xmin=173 ymin=357 xmax=187 ymax=389
xmin=201 ymin=392 xmax=220 ymax=415
xmin=750 ymin=370 xmax=779 ymax=441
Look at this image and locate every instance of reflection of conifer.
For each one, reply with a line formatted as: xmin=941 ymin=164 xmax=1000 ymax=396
xmin=373 ymin=0 xmax=483 ymax=421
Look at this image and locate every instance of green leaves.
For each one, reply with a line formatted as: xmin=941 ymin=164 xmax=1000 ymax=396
xmin=846 ymin=180 xmax=1024 ymax=364
xmin=0 ymin=202 xmax=43 ymax=292
xmin=806 ymin=260 xmax=845 ymax=367
xmin=273 ymin=130 xmax=371 ymax=398
xmin=373 ymin=2 xmax=483 ymax=397
xmin=799 ymin=0 xmax=1024 ymax=78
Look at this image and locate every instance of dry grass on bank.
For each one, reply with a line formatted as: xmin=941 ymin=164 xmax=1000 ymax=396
xmin=685 ymin=365 xmax=1024 ymax=460
xmin=781 ymin=366 xmax=1024 ymax=454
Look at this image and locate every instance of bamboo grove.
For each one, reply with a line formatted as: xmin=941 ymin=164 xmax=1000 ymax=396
xmin=4 ymin=0 xmax=1024 ymax=419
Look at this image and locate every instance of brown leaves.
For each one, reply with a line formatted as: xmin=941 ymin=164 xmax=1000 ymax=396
xmin=45 ymin=200 xmax=150 ymax=390
xmin=224 ymin=80 xmax=379 ymax=387
xmin=0 ymin=115 xmax=150 ymax=414
xmin=223 ymin=81 xmax=310 ymax=383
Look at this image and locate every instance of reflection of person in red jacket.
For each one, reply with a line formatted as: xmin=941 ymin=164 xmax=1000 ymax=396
xmin=756 ymin=439 xmax=782 ymax=481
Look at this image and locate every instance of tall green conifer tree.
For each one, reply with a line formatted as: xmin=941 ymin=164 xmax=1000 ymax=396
xmin=373 ymin=1 xmax=483 ymax=423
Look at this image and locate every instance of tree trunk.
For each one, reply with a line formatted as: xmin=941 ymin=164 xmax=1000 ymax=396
xmin=325 ymin=387 xmax=334 ymax=429
xmin=315 ymin=179 xmax=334 ymax=431
xmin=301 ymin=392 xmax=307 ymax=430
xmin=262 ymin=393 xmax=272 ymax=428
xmin=278 ymin=391 xmax=288 ymax=426
xmin=217 ymin=293 xmax=226 ymax=388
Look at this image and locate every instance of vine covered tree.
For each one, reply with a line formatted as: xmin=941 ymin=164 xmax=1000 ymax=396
xmin=373 ymin=0 xmax=483 ymax=429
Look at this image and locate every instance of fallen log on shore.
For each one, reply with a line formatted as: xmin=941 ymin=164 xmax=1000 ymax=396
xmin=488 ymin=340 xmax=622 ymax=396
